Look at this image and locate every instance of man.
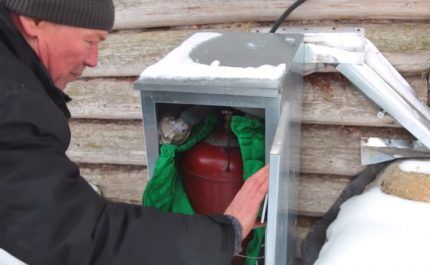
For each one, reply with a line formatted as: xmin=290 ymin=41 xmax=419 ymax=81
xmin=0 ymin=0 xmax=269 ymax=264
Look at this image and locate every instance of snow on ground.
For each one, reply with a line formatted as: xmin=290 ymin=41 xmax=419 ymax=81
xmin=315 ymin=186 xmax=430 ymax=265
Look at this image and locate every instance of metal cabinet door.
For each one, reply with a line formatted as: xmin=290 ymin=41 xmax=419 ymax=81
xmin=265 ymin=102 xmax=300 ymax=265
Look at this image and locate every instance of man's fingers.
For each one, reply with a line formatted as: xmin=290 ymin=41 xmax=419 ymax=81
xmin=243 ymin=165 xmax=269 ymax=191
xmin=224 ymin=164 xmax=270 ymax=239
xmin=243 ymin=165 xmax=269 ymax=199
xmin=251 ymin=165 xmax=269 ymax=182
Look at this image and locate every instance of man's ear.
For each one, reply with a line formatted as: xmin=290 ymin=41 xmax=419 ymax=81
xmin=13 ymin=15 xmax=40 ymax=38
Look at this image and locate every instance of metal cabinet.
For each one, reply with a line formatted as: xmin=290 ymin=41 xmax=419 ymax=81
xmin=134 ymin=32 xmax=304 ymax=265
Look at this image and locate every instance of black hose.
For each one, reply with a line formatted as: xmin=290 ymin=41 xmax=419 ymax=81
xmin=301 ymin=160 xmax=393 ymax=265
xmin=269 ymin=0 xmax=307 ymax=33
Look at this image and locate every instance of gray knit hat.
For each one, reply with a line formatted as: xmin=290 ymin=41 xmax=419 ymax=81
xmin=1 ymin=0 xmax=114 ymax=31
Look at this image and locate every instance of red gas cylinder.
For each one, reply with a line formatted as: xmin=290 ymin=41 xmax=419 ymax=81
xmin=181 ymin=126 xmax=243 ymax=215
xmin=182 ymin=123 xmax=252 ymax=265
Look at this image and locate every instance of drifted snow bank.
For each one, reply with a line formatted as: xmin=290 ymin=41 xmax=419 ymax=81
xmin=315 ymin=160 xmax=430 ymax=265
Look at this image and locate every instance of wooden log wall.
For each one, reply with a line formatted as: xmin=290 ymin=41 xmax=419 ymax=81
xmin=65 ymin=0 xmax=430 ymax=258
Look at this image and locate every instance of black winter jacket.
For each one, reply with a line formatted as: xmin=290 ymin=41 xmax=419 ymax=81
xmin=0 ymin=4 xmax=235 ymax=265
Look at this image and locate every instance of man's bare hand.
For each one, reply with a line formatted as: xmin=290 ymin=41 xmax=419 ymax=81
xmin=224 ymin=165 xmax=269 ymax=239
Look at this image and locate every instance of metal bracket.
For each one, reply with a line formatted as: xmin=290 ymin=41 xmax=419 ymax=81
xmin=361 ymin=137 xmax=430 ymax=165
xmin=277 ymin=27 xmax=430 ymax=152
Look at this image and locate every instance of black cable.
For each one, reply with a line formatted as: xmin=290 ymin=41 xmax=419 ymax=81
xmin=269 ymin=0 xmax=307 ymax=33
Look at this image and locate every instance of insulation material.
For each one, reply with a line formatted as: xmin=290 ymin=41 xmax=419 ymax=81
xmin=381 ymin=160 xmax=430 ymax=203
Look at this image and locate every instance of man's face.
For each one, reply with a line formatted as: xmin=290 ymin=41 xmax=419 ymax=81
xmin=34 ymin=22 xmax=108 ymax=90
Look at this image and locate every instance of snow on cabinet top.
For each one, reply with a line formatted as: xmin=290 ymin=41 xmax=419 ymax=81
xmin=138 ymin=32 xmax=302 ymax=86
